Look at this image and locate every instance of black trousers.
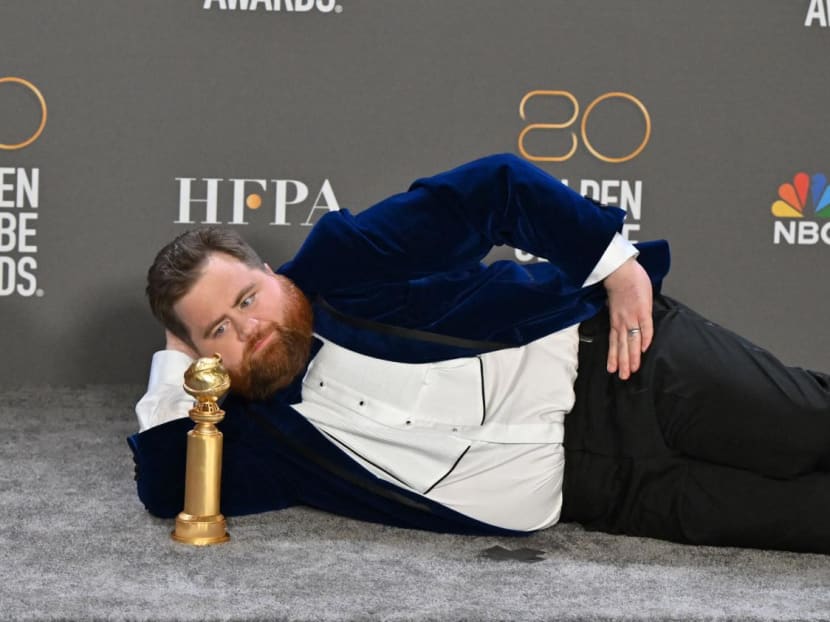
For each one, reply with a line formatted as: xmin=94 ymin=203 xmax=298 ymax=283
xmin=561 ymin=295 xmax=830 ymax=553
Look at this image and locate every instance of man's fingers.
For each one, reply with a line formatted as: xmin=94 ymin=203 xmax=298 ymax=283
xmin=626 ymin=326 xmax=642 ymax=376
xmin=609 ymin=314 xmax=651 ymax=379
xmin=616 ymin=326 xmax=631 ymax=379
xmin=607 ymin=328 xmax=619 ymax=373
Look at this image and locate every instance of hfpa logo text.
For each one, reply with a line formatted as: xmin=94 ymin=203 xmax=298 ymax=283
xmin=805 ymin=0 xmax=830 ymax=26
xmin=175 ymin=177 xmax=340 ymax=226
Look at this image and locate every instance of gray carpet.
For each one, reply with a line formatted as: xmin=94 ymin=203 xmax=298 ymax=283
xmin=2 ymin=385 xmax=829 ymax=621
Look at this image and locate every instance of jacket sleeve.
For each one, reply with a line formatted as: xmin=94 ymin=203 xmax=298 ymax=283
xmin=279 ymin=153 xmax=626 ymax=297
xmin=127 ymin=411 xmax=298 ymax=518
xmin=134 ymin=350 xmax=194 ymax=432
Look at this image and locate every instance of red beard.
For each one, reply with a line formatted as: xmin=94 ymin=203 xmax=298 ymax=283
xmin=228 ymin=277 xmax=314 ymax=401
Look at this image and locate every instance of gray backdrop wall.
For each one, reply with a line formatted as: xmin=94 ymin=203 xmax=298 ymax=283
xmin=1 ymin=0 xmax=828 ymax=386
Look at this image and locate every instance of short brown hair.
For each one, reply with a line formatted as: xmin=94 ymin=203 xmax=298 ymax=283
xmin=146 ymin=227 xmax=265 ymax=346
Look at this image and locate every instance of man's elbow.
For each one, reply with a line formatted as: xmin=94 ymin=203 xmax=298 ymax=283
xmin=127 ymin=430 xmax=187 ymax=519
xmin=133 ymin=466 xmax=184 ymax=519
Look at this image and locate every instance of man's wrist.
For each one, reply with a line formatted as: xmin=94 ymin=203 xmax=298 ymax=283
xmin=583 ymin=233 xmax=639 ymax=287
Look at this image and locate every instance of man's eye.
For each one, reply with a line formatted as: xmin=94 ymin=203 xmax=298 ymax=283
xmin=240 ymin=294 xmax=255 ymax=308
xmin=212 ymin=323 xmax=227 ymax=338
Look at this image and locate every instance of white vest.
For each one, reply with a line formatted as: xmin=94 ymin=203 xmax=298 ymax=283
xmin=294 ymin=326 xmax=580 ymax=530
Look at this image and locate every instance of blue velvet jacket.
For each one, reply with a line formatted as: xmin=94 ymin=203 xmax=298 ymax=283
xmin=128 ymin=154 xmax=670 ymax=535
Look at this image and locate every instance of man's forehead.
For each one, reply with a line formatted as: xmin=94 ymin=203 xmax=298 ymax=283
xmin=192 ymin=252 xmax=266 ymax=289
xmin=176 ymin=254 xmax=256 ymax=322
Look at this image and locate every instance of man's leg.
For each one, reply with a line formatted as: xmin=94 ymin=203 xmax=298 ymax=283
xmin=562 ymin=296 xmax=830 ymax=553
xmin=645 ymin=296 xmax=830 ymax=478
xmin=563 ymin=450 xmax=830 ymax=553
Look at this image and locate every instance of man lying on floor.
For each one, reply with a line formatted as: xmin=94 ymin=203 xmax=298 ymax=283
xmin=129 ymin=154 xmax=830 ymax=554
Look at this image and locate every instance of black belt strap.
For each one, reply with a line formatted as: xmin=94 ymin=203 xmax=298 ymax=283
xmin=316 ymin=297 xmax=512 ymax=352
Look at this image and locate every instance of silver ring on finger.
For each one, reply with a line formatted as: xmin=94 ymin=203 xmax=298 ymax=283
xmin=627 ymin=327 xmax=641 ymax=338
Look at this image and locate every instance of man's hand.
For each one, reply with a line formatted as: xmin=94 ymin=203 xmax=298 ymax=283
xmin=602 ymin=257 xmax=653 ymax=380
xmin=165 ymin=329 xmax=199 ymax=359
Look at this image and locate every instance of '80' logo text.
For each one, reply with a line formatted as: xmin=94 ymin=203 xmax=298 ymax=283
xmin=518 ymin=90 xmax=651 ymax=164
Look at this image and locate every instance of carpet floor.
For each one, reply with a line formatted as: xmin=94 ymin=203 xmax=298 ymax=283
xmin=1 ymin=385 xmax=829 ymax=621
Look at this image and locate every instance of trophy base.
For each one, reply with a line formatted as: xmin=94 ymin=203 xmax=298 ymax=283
xmin=171 ymin=512 xmax=230 ymax=546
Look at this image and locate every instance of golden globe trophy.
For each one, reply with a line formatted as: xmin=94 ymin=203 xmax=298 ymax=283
xmin=171 ymin=354 xmax=231 ymax=545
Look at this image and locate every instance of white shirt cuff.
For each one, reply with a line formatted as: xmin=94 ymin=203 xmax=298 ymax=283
xmin=582 ymin=233 xmax=639 ymax=287
xmin=146 ymin=350 xmax=194 ymax=387
xmin=135 ymin=350 xmax=195 ymax=432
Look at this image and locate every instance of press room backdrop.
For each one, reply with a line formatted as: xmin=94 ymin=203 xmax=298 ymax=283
xmin=0 ymin=0 xmax=827 ymax=386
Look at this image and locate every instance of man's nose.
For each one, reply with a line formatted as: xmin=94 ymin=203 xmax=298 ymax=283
xmin=237 ymin=316 xmax=259 ymax=341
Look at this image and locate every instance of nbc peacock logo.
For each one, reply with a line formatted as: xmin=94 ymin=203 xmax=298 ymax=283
xmin=771 ymin=172 xmax=830 ymax=245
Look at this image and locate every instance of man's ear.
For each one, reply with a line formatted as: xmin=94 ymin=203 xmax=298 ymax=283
xmin=264 ymin=262 xmax=274 ymax=274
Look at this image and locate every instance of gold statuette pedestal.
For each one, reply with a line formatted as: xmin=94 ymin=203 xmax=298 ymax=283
xmin=171 ymin=354 xmax=231 ymax=545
